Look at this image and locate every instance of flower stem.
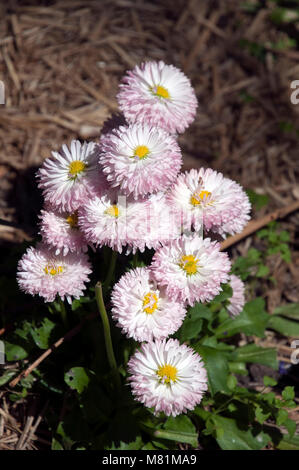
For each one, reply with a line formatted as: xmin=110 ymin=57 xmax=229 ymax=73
xmin=95 ymin=281 xmax=121 ymax=391
xmin=59 ymin=297 xmax=68 ymax=328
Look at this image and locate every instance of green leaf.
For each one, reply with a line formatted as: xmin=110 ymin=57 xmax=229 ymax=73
xmin=255 ymin=406 xmax=271 ymax=425
xmin=256 ymin=264 xmax=269 ymax=278
xmin=276 ymin=434 xmax=299 ymax=450
xmin=215 ymin=298 xmax=268 ymax=338
xmin=228 ymin=361 xmax=248 ymax=376
xmin=179 ymin=303 xmax=211 ymax=341
xmin=263 ymin=376 xmax=277 ymax=387
xmin=211 ymin=415 xmax=270 ymax=450
xmin=231 ymin=344 xmax=278 ymax=370
xmin=30 ymin=317 xmax=56 ymax=350
xmin=5 ymin=342 xmax=28 ymax=361
xmin=195 ymin=345 xmax=230 ymax=395
xmin=161 ymin=415 xmax=198 ymax=448
xmin=212 ymin=284 xmax=233 ymax=303
xmin=0 ymin=369 xmax=17 ymax=386
xmin=246 ymin=190 xmax=269 ymax=210
xmin=108 ymin=436 xmax=143 ymax=450
xmin=276 ymin=409 xmax=288 ymax=426
xmin=284 ymin=419 xmax=296 ymax=438
xmin=227 ymin=374 xmax=237 ymax=390
xmin=64 ymin=367 xmax=90 ymax=394
xmin=273 ymin=303 xmax=299 ymax=320
xmin=282 ymin=386 xmax=295 ymax=401
xmin=268 ymin=316 xmax=299 ymax=338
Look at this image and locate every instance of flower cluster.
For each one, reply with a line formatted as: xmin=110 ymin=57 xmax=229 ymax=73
xmin=17 ymin=61 xmax=250 ymax=417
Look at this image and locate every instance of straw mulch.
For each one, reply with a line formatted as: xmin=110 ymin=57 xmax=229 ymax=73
xmin=0 ymin=0 xmax=299 ymax=450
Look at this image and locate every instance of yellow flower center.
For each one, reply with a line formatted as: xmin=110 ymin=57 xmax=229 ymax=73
xmin=180 ymin=254 xmax=199 ymax=275
xmin=190 ymin=190 xmax=211 ymax=206
xmin=152 ymin=85 xmax=170 ymax=99
xmin=44 ymin=264 xmax=64 ymax=276
xmin=66 ymin=212 xmax=78 ymax=228
xmin=134 ymin=145 xmax=149 ymax=160
xmin=104 ymin=205 xmax=119 ymax=217
xmin=142 ymin=292 xmax=158 ymax=314
xmin=157 ymin=364 xmax=178 ymax=384
xmin=68 ymin=160 xmax=86 ymax=178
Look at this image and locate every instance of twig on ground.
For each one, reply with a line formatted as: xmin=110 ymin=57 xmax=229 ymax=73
xmin=221 ymin=200 xmax=299 ymax=251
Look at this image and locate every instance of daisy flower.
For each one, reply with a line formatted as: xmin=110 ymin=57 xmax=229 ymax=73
xmin=111 ymin=267 xmax=187 ymax=342
xmin=37 ymin=140 xmax=107 ymax=212
xmin=99 ymin=123 xmax=182 ymax=199
xmin=167 ymin=168 xmax=251 ymax=236
xmin=128 ymin=338 xmax=208 ymax=416
xmin=227 ymin=274 xmax=245 ymax=317
xmin=78 ymin=191 xmax=145 ymax=254
xmin=117 ymin=61 xmax=198 ymax=134
xmin=151 ymin=234 xmax=231 ymax=306
xmin=17 ymin=243 xmax=92 ymax=303
xmin=39 ymin=206 xmax=89 ymax=256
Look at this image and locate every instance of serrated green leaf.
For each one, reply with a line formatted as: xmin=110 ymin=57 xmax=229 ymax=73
xmin=282 ymin=386 xmax=295 ymax=401
xmin=64 ymin=367 xmax=90 ymax=394
xmin=108 ymin=436 xmax=143 ymax=450
xmin=30 ymin=317 xmax=56 ymax=350
xmin=255 ymin=405 xmax=271 ymax=425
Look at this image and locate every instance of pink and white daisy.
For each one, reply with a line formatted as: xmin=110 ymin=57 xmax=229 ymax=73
xmin=227 ymin=274 xmax=245 ymax=317
xmin=117 ymin=61 xmax=197 ymax=134
xmin=111 ymin=267 xmax=187 ymax=342
xmin=99 ymin=123 xmax=182 ymax=199
xmin=37 ymin=140 xmax=107 ymax=212
xmin=128 ymin=338 xmax=208 ymax=416
xmin=78 ymin=191 xmax=143 ymax=254
xmin=17 ymin=243 xmax=92 ymax=303
xmin=167 ymin=168 xmax=251 ymax=236
xmin=39 ymin=206 xmax=89 ymax=256
xmin=151 ymin=234 xmax=231 ymax=306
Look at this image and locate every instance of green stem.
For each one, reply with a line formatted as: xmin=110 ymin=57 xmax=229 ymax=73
xmin=104 ymin=250 xmax=117 ymax=292
xmin=59 ymin=297 xmax=68 ymax=328
xmin=95 ymin=282 xmax=121 ymax=391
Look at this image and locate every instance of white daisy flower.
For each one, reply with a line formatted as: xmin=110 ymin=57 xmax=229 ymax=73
xmin=128 ymin=339 xmax=208 ymax=416
xmin=111 ymin=267 xmax=187 ymax=342
xmin=37 ymin=140 xmax=107 ymax=212
xmin=117 ymin=61 xmax=198 ymax=134
xmin=99 ymin=123 xmax=182 ymax=199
